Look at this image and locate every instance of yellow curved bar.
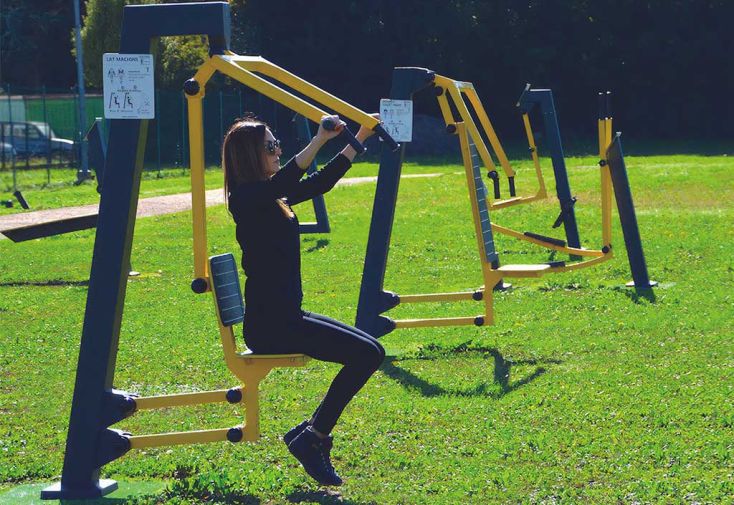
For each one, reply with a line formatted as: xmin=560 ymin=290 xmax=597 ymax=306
xmin=545 ymin=253 xmax=614 ymax=273
xmin=226 ymin=55 xmax=381 ymax=129
xmin=522 ymin=113 xmax=547 ymax=198
xmin=491 ymin=223 xmax=606 ymax=257
xmin=490 ymin=194 xmax=545 ymax=210
xmin=210 ymin=56 xmax=328 ymax=124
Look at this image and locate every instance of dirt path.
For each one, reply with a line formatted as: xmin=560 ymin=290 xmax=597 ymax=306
xmin=0 ymin=173 xmax=442 ymax=238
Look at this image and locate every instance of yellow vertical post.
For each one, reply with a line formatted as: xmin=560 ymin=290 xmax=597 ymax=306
xmin=187 ymin=91 xmax=208 ymax=282
xmin=457 ymin=123 xmax=496 ymax=325
xmin=522 ymin=113 xmax=547 ymax=198
xmin=242 ymin=381 xmax=260 ymax=442
xmin=599 ymin=105 xmax=613 ymax=247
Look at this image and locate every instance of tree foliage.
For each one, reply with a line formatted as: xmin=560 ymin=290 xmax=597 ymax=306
xmin=228 ymin=0 xmax=734 ymax=139
xmin=0 ymin=0 xmax=76 ymax=89
xmin=4 ymin=0 xmax=732 ymax=139
xmin=78 ymin=0 xmax=209 ymax=89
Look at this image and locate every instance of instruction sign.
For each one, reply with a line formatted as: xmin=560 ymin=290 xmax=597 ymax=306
xmin=380 ymin=99 xmax=413 ymax=142
xmin=103 ymin=53 xmax=155 ymax=119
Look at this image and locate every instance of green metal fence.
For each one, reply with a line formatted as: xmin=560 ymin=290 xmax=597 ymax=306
xmin=1 ymin=83 xmax=309 ymax=191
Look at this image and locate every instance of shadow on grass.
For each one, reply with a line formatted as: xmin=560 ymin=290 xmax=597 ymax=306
xmin=612 ymin=285 xmax=657 ymax=304
xmin=304 ymin=238 xmax=329 ymax=253
xmin=380 ymin=348 xmax=561 ymax=398
xmin=59 ymin=498 xmax=164 ymax=505
xmin=0 ymin=279 xmax=89 ymax=287
xmin=288 ymin=488 xmax=376 ymax=505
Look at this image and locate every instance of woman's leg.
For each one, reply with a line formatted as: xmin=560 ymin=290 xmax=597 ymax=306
xmin=296 ymin=314 xmax=385 ymax=435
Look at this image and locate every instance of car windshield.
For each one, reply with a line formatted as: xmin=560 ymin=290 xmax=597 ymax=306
xmin=31 ymin=122 xmax=56 ymax=138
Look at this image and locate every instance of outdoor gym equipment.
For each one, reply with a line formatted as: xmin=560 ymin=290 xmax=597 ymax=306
xmin=355 ymin=67 xmax=655 ymax=338
xmin=42 ymin=2 xmax=397 ymax=500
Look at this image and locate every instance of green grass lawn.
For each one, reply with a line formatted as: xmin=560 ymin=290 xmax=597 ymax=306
xmin=0 ymin=151 xmax=732 ymax=504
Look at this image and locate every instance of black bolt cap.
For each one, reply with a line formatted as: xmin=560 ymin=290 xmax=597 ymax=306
xmin=183 ymin=79 xmax=200 ymax=96
xmin=191 ymin=278 xmax=208 ymax=293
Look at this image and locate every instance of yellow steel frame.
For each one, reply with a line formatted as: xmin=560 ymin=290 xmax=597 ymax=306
xmin=126 ymin=258 xmax=311 ymax=450
xmin=599 ymin=106 xmax=614 ymax=249
xmin=433 ymin=74 xmax=615 ymax=263
xmin=125 ymin=52 xmax=387 ymax=451
xmin=429 ymin=74 xmax=615 ymax=259
xmin=188 ymin=53 xmax=382 ymax=285
xmin=389 ymin=121 xmax=615 ymax=329
xmin=433 ymin=75 xmax=547 ymax=210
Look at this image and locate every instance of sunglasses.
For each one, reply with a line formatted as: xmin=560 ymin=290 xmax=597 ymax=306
xmin=265 ymin=139 xmax=281 ymax=154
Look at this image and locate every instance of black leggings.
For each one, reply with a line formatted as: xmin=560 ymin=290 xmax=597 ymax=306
xmin=244 ymin=311 xmax=385 ymax=435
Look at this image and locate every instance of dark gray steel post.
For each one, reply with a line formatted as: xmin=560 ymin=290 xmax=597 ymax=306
xmin=355 ymin=67 xmax=436 ymax=337
xmin=518 ymin=89 xmax=581 ymax=250
xmin=606 ymin=134 xmax=657 ymax=289
xmin=42 ymin=2 xmax=231 ymax=500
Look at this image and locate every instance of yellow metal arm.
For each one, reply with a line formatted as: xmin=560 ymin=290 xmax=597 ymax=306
xmin=227 ymin=55 xmax=381 ymax=129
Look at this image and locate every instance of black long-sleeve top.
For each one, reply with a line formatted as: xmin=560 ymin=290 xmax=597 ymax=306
xmin=228 ymin=153 xmax=352 ymax=330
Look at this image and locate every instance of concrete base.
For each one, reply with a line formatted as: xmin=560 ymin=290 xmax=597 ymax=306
xmin=626 ymin=280 xmax=658 ymax=288
xmin=40 ymin=479 xmax=118 ymax=500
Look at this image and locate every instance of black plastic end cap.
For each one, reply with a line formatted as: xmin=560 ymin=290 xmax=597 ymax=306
xmin=474 ymin=316 xmax=484 ymax=326
xmin=183 ymin=79 xmax=200 ymax=96
xmin=487 ymin=170 xmax=499 ymax=180
xmin=226 ymin=388 xmax=242 ymax=404
xmin=434 ymin=86 xmax=444 ymax=96
xmin=446 ymin=124 xmax=457 ymax=134
xmin=599 ymin=159 xmax=607 ymax=167
xmin=227 ymin=427 xmax=243 ymax=443
xmin=472 ymin=291 xmax=483 ymax=301
xmin=602 ymin=245 xmax=611 ymax=254
xmin=122 ymin=397 xmax=137 ymax=414
xmin=191 ymin=278 xmax=208 ymax=293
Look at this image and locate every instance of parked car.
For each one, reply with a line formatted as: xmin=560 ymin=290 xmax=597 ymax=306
xmin=0 ymin=121 xmax=75 ymax=158
xmin=0 ymin=142 xmax=16 ymax=160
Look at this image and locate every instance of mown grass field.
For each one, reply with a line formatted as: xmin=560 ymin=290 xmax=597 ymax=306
xmin=0 ymin=150 xmax=732 ymax=504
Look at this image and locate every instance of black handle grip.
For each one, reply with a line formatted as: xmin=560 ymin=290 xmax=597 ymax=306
xmin=322 ymin=118 xmax=366 ymax=154
xmin=372 ymin=123 xmax=400 ymax=152
xmin=487 ymin=170 xmax=501 ymax=199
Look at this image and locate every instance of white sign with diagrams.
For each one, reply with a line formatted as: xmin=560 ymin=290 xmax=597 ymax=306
xmin=379 ymin=99 xmax=413 ymax=143
xmin=103 ymin=53 xmax=155 ymax=119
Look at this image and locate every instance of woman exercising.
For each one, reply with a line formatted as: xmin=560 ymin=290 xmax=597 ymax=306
xmin=222 ymin=114 xmax=385 ymax=486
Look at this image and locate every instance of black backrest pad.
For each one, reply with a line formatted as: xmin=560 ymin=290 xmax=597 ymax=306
xmin=468 ymin=135 xmax=499 ymax=264
xmin=209 ymin=253 xmax=245 ymax=326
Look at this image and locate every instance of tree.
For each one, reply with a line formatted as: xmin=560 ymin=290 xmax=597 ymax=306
xmin=78 ymin=0 xmax=208 ymax=90
xmin=0 ymin=0 xmax=77 ymax=89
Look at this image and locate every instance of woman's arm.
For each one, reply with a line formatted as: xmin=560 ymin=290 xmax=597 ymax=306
xmin=294 ymin=115 xmax=344 ymax=169
xmin=339 ymin=124 xmax=375 ymax=162
xmin=286 ymin=119 xmax=378 ymax=205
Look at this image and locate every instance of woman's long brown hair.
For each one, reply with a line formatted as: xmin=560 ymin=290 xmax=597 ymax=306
xmin=222 ymin=118 xmax=268 ymax=199
xmin=222 ymin=117 xmax=293 ymax=218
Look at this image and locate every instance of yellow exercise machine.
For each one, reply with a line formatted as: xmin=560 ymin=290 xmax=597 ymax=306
xmin=356 ymin=68 xmax=655 ymax=337
xmin=43 ymin=2 xmax=397 ymax=499
xmin=131 ymin=54 xmax=394 ymax=446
